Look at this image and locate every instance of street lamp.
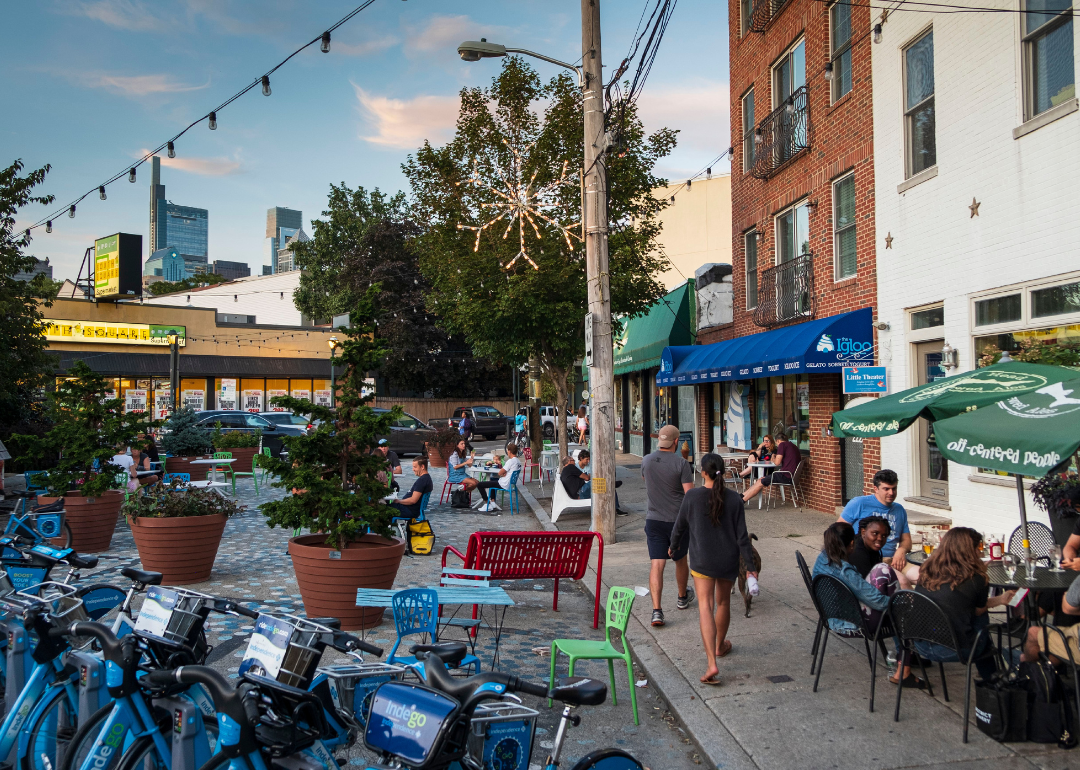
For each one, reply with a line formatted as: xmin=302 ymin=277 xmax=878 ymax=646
xmin=457 ymin=28 xmax=618 ymax=543
xmin=328 ymin=336 xmax=339 ymax=409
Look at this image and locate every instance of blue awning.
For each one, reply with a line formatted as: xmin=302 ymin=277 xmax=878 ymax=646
xmin=656 ymin=307 xmax=874 ymax=386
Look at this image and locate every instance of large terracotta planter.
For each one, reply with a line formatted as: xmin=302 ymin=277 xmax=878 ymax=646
xmin=426 ymin=443 xmax=447 ymax=468
xmin=39 ymin=491 xmax=123 ymax=553
xmin=215 ymin=446 xmax=258 ymax=474
xmin=165 ymin=456 xmax=211 ymax=481
xmin=289 ymin=534 xmax=406 ymax=630
xmin=127 ymin=514 xmax=228 ymax=584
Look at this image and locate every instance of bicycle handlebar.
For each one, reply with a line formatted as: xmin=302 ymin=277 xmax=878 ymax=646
xmin=144 ymin=666 xmax=259 ymax=755
xmin=331 ymin=631 xmax=382 ymax=657
xmin=212 ymin=598 xmax=259 ymax=618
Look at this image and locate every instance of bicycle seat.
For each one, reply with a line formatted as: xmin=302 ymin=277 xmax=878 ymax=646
xmin=410 ymin=642 xmax=467 ymax=667
xmin=121 ymin=567 xmax=164 ymax=585
xmin=32 ymin=499 xmax=65 ymax=513
xmin=68 ymin=553 xmax=98 ymax=569
xmin=550 ymin=676 xmax=607 ymax=706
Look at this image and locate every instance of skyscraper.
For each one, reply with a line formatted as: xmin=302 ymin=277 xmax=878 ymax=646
xmin=150 ymin=157 xmax=166 ymax=252
xmin=265 ymin=207 xmax=302 ymax=274
xmin=149 ymin=156 xmax=210 ymax=275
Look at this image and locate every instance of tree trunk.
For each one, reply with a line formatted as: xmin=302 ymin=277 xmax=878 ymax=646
xmin=550 ymin=368 xmax=570 ymax=465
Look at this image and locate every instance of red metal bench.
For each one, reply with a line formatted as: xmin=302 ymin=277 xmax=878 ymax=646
xmin=442 ymin=530 xmax=604 ymax=628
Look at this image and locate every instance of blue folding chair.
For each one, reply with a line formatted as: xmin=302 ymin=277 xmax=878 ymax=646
xmin=386 ymin=588 xmax=480 ymax=677
xmin=497 ymin=469 xmax=521 ymax=515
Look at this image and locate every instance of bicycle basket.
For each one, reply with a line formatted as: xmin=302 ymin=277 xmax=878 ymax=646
xmin=363 ymin=681 xmax=461 ymax=769
xmin=239 ymin=614 xmax=337 ymax=690
xmin=135 ymin=586 xmax=214 ymax=662
xmin=319 ymin=662 xmax=407 ymax=730
xmin=466 ymin=702 xmax=539 ymax=770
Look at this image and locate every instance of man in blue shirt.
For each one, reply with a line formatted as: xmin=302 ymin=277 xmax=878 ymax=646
xmin=838 ymin=469 xmax=914 ymax=577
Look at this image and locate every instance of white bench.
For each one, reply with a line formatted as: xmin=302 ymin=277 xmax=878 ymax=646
xmin=550 ymin=475 xmax=592 ymax=524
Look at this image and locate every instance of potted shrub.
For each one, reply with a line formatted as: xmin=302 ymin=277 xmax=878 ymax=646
xmin=259 ymin=300 xmax=406 ymax=630
xmin=426 ymin=425 xmax=461 ymax=469
xmin=123 ymin=480 xmax=241 ymax=583
xmin=211 ymin=423 xmax=261 ymax=477
xmin=161 ymin=407 xmax=214 ymax=481
xmin=1032 ymin=465 xmax=1080 ymax=547
xmin=15 ymin=361 xmax=154 ymax=552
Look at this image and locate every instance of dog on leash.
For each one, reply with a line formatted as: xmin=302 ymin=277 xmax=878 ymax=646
xmin=736 ymin=533 xmax=762 ymax=618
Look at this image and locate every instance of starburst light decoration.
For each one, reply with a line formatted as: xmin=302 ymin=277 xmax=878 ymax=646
xmin=456 ymin=139 xmax=582 ymax=271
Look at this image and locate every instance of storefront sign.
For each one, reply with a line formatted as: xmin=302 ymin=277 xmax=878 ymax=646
xmin=125 ymin=389 xmax=147 ymax=413
xmin=137 ymin=379 xmax=151 ymax=389
xmin=291 ymin=389 xmax=310 ymax=401
xmin=219 ymin=379 xmax=238 ymax=411
xmin=796 ymin=382 xmax=810 ymax=409
xmin=182 ymin=390 xmax=205 ymax=411
xmin=243 ymin=390 xmax=263 ymax=413
xmin=94 ymin=234 xmax=121 ymax=298
xmin=43 ymin=320 xmax=186 ymax=347
xmin=843 ymin=367 xmax=888 ymax=394
xmin=314 ymin=389 xmax=331 ymax=408
xmin=267 ymin=389 xmax=288 ymax=411
xmin=155 ymin=389 xmax=172 ymax=419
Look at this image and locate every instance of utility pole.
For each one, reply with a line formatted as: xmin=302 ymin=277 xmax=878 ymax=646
xmin=581 ymin=0 xmax=616 ymax=544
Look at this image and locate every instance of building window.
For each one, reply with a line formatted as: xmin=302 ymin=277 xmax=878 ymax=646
xmin=742 ymin=88 xmax=756 ymax=171
xmin=745 ymin=230 xmax=759 ymax=309
xmin=776 ymin=201 xmax=810 ymax=263
xmin=741 ymin=0 xmax=752 ymax=36
xmin=833 ymin=174 xmax=856 ymax=279
xmin=830 ymin=0 xmax=853 ymax=101
xmin=975 ymin=294 xmax=1022 ymax=326
xmin=904 ymin=30 xmax=936 ymax=177
xmin=773 ymin=39 xmax=806 ymax=108
xmin=1032 ymin=279 xmax=1080 ymax=318
xmin=911 ymin=306 xmax=944 ymax=329
xmin=1023 ymin=0 xmax=1075 ymax=119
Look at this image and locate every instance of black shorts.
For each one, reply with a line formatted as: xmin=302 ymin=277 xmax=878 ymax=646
xmin=645 ymin=519 xmax=688 ymax=561
xmin=761 ymin=470 xmax=782 ymax=486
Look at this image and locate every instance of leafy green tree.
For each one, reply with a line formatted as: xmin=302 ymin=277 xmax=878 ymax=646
xmin=258 ymin=290 xmax=401 ymax=549
xmin=145 ymin=273 xmax=229 ymax=296
xmin=0 ymin=160 xmax=61 ymax=456
xmin=291 ymin=184 xmax=509 ymax=397
xmin=403 ymin=59 xmax=675 ymax=456
xmin=15 ymin=361 xmax=155 ymax=497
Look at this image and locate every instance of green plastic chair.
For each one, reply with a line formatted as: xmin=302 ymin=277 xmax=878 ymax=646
xmin=259 ymin=447 xmax=273 ymax=484
xmin=211 ymin=451 xmax=235 ymax=495
xmin=549 ymin=586 xmax=638 ymax=725
xmin=232 ymin=453 xmax=259 ymax=496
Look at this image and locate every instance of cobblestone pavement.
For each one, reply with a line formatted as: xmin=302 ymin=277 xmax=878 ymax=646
xmin=14 ymin=460 xmax=702 ymax=770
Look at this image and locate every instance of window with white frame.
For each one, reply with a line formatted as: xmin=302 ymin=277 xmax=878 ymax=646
xmin=830 ymin=0 xmax=853 ymax=101
xmin=1023 ymin=0 xmax=1075 ymax=119
xmin=742 ymin=88 xmax=756 ymax=171
xmin=833 ymin=173 xmax=856 ymax=279
xmin=971 ymin=274 xmax=1080 ymax=361
xmin=903 ymin=29 xmax=936 ymax=177
xmin=745 ymin=230 xmax=759 ymax=309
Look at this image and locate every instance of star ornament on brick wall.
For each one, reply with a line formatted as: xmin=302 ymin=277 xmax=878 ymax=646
xmin=969 ymin=198 xmax=981 ymax=218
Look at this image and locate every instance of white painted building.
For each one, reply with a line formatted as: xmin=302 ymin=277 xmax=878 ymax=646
xmin=141 ymin=271 xmax=310 ymax=327
xmin=872 ymin=2 xmax=1080 ymax=534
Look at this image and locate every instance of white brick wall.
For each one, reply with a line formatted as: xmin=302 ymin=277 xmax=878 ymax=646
xmin=872 ymin=6 xmax=1080 ymax=533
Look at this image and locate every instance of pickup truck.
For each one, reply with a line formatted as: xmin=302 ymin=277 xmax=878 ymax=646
xmin=430 ymin=406 xmax=510 ymax=441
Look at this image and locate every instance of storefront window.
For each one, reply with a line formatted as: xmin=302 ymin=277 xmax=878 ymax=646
xmin=630 ymin=375 xmax=643 ymax=432
xmin=755 ymin=383 xmax=769 ymax=446
xmin=241 ymin=379 xmax=264 ymax=413
xmin=650 ymin=369 xmax=663 ymax=436
xmin=795 ymin=375 xmax=810 ymax=454
xmin=153 ymin=379 xmax=172 ymax=419
xmin=215 ymin=378 xmax=240 ymax=410
xmin=312 ymin=379 xmax=331 ymax=408
xmin=180 ymin=378 xmax=205 ymax=411
xmin=614 ymin=379 xmax=623 ymax=432
xmin=290 ymin=379 xmax=312 ymax=402
xmin=266 ymin=379 xmax=289 ymax=412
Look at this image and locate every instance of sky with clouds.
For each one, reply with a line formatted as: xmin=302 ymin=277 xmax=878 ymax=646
xmin=3 ymin=0 xmax=728 ymax=281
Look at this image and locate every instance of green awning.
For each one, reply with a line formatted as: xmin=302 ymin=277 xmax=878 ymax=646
xmin=585 ymin=280 xmax=695 ymax=380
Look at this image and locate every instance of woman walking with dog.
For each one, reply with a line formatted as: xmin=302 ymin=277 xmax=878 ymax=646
xmin=669 ymin=453 xmax=757 ymax=686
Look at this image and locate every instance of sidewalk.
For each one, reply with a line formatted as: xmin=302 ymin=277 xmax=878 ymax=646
xmin=521 ymin=457 xmax=1076 ymax=770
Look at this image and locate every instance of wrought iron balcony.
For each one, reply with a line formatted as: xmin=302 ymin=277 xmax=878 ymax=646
xmin=752 ymin=252 xmax=815 ymax=328
xmin=749 ymin=0 xmax=792 ymax=32
xmin=750 ymin=86 xmax=811 ymax=180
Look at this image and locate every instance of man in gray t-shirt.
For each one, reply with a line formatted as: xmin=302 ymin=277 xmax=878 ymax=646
xmin=641 ymin=424 xmax=695 ymax=627
xmin=1024 ymin=572 xmax=1080 ymax=663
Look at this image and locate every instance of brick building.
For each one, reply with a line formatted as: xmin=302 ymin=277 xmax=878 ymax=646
xmin=663 ymin=0 xmax=881 ymax=515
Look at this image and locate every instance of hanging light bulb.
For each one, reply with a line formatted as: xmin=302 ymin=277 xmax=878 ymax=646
xmin=46 ymin=220 xmax=52 ymax=233
xmin=128 ymin=167 xmax=137 ymax=183
xmin=69 ymin=204 xmax=76 ymax=218
xmin=873 ymin=23 xmax=882 ymax=43
xmin=321 ymin=31 xmax=331 ymax=53
xmin=208 ymin=111 xmax=217 ymax=130
xmin=24 ymin=229 xmax=30 ymax=240
xmin=167 ymin=141 xmax=175 ymax=159
xmin=261 ymin=76 xmax=271 ymax=97
xmin=99 ymin=186 xmax=107 ymax=200
xmin=824 ymin=62 xmax=834 ymax=81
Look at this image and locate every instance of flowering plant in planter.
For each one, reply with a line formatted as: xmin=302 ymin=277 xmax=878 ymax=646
xmin=123 ymin=479 xmax=242 ymax=520
xmin=14 ymin=360 xmax=155 ymax=497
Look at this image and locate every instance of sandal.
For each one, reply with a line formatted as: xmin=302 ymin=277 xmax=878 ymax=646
xmin=700 ymin=674 xmax=722 ymax=686
xmin=716 ymin=640 xmax=733 ymax=657
xmin=889 ymin=674 xmax=926 ymax=689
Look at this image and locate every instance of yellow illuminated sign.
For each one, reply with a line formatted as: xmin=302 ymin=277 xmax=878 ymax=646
xmin=42 ymin=320 xmax=186 ymax=347
xmin=94 ymin=234 xmax=121 ymax=298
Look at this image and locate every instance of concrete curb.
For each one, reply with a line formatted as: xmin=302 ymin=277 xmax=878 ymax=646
xmin=518 ymin=483 xmax=760 ymax=770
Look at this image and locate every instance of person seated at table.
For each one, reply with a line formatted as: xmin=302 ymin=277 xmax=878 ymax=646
xmin=914 ymin=529 xmax=1015 ymax=680
xmin=738 ymin=436 xmax=775 ymax=479
xmin=371 ymin=439 xmax=403 ymax=492
xmin=110 ymin=446 xmax=140 ymax=493
xmin=1022 ymin=572 xmax=1080 ymax=664
xmin=472 ymin=443 xmax=522 ymax=509
xmin=447 ymin=438 xmax=474 ymax=501
xmin=560 ymin=451 xmax=626 ymax=514
xmin=391 ymin=458 xmax=432 ymax=519
xmin=838 ymin=469 xmax=919 ymax=584
xmin=135 ymin=434 xmax=160 ymax=486
xmin=1056 ymin=486 xmax=1080 ymax=570
xmin=742 ymin=432 xmax=801 ymax=504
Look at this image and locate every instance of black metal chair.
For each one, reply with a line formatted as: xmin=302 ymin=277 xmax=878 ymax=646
xmin=1036 ymin=623 xmax=1080 ymax=724
xmin=1008 ymin=522 xmax=1056 ymax=565
xmin=795 ymin=551 xmax=825 ymax=673
xmin=810 ymin=574 xmax=888 ymax=695
xmin=873 ymin=590 xmax=1000 ymax=742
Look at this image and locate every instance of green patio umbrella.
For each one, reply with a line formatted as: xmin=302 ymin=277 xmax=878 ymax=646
xmin=830 ymin=361 xmax=1077 ymax=438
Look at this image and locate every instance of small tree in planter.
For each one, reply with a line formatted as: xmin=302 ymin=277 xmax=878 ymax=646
xmin=258 ymin=294 xmax=405 ymax=629
xmin=123 ymin=480 xmax=242 ymax=583
xmin=14 ymin=360 xmax=154 ymax=551
xmin=161 ymin=407 xmax=214 ymax=480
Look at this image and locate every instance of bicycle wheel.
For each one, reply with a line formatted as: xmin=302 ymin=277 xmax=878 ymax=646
xmin=59 ymin=522 xmax=73 ymax=549
xmin=196 ymin=748 xmax=262 ymax=770
xmin=112 ymin=735 xmax=166 ymax=770
xmin=569 ymin=748 xmax=646 ymax=770
xmin=21 ymin=684 xmax=79 ymax=770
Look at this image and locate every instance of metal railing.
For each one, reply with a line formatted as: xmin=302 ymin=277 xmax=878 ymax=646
xmin=750 ymin=86 xmax=811 ymax=179
xmin=752 ymin=252 xmax=815 ymax=328
xmin=749 ymin=0 xmax=792 ymax=32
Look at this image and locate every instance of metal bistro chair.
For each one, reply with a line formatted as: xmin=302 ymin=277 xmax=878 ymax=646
xmin=1007 ymin=522 xmax=1056 ymax=566
xmin=1034 ymin=623 xmax=1080 ymax=726
xmin=387 ymin=588 xmax=480 ymax=677
xmin=439 ymin=461 xmax=455 ymax=505
xmin=723 ymin=457 xmax=746 ymax=493
xmin=872 ymin=590 xmax=1000 ymax=742
xmin=765 ymin=459 xmax=806 ymax=509
xmin=795 ymin=551 xmax=825 ymax=674
xmin=496 ymin=469 xmax=522 ymax=515
xmin=810 ymin=574 xmax=889 ymax=696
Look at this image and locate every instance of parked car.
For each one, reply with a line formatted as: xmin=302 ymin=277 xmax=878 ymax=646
xmin=372 ymin=408 xmax=435 ymax=456
xmin=442 ymin=406 xmax=511 ymax=440
xmin=539 ymin=406 xmax=575 ymax=439
xmin=191 ymin=410 xmax=306 ymax=457
xmin=259 ymin=411 xmax=315 ymax=434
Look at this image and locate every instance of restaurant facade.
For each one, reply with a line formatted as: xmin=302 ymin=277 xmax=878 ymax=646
xmin=42 ymin=296 xmax=339 ymax=418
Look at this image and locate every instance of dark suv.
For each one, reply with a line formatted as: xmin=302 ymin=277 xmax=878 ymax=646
xmin=372 ymin=408 xmax=434 ymax=456
xmin=192 ymin=410 xmax=306 ymax=457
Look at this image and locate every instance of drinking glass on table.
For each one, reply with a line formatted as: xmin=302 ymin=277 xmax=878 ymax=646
xmin=922 ymin=536 xmax=933 ymax=557
xmin=1050 ymin=544 xmax=1065 ymax=572
xmin=1002 ymin=553 xmax=1018 ymax=582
